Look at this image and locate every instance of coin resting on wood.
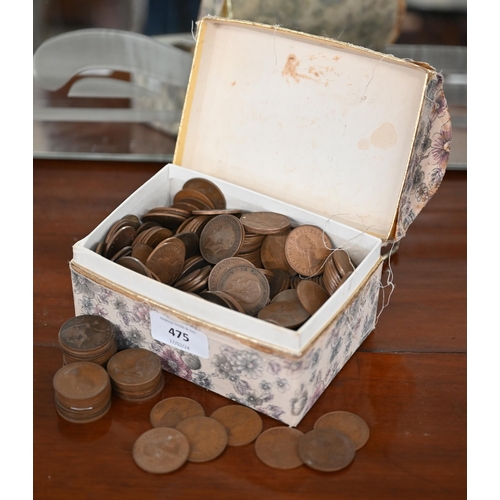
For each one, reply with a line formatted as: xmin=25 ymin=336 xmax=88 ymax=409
xmin=93 ymin=177 xmax=357 ymax=329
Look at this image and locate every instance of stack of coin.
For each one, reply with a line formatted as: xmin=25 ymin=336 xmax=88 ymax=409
xmin=58 ymin=314 xmax=117 ymax=367
xmin=53 ymin=361 xmax=112 ymax=423
xmin=106 ymin=348 xmax=165 ymax=402
xmin=92 ymin=178 xmax=359 ymax=329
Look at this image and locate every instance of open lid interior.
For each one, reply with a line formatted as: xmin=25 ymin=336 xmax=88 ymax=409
xmin=174 ymin=17 xmax=432 ymax=240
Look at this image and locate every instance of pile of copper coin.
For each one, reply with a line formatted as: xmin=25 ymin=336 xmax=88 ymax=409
xmin=131 ymin=395 xmax=369 ymax=474
xmin=94 ymin=177 xmax=356 ymax=329
xmin=53 ymin=361 xmax=112 ymax=423
xmin=58 ymin=314 xmax=117 ymax=367
xmin=106 ymin=348 xmax=165 ymax=402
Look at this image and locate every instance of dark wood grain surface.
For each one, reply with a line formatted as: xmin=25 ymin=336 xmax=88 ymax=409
xmin=33 ymin=160 xmax=466 ymax=499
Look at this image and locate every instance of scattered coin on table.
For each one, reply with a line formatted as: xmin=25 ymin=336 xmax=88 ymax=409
xmin=210 ymin=405 xmax=263 ymax=446
xmin=175 ymin=416 xmax=228 ymax=463
xmin=313 ymin=411 xmax=370 ymax=450
xmin=132 ymin=427 xmax=190 ymax=474
xmin=150 ymin=397 xmax=205 ymax=428
xmin=254 ymin=427 xmax=304 ymax=469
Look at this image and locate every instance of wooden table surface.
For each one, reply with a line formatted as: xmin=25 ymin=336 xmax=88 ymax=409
xmin=33 ymin=159 xmax=467 ymax=499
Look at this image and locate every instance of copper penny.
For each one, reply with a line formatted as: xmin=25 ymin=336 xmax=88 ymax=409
xmin=333 ymin=249 xmax=356 ymax=276
xmin=296 ymin=279 xmax=331 ymax=315
xmin=208 ymin=257 xmax=256 ymax=291
xmin=192 ymin=208 xmax=241 ymax=216
xmin=216 ymin=265 xmax=270 ymax=316
xmin=58 ymin=315 xmax=114 ymax=352
xmin=272 ymin=289 xmax=299 ymax=303
xmin=150 ymin=397 xmax=205 ymax=428
xmin=285 ymin=225 xmax=332 ymax=277
xmin=210 ymin=405 xmax=263 ymax=446
xmin=254 ymin=427 xmax=304 ymax=469
xmin=260 ymin=230 xmax=294 ymax=273
xmin=173 ymin=188 xmax=216 ymax=209
xmin=132 ymin=427 xmax=190 ymax=474
xmin=116 ymin=256 xmax=153 ymax=278
xmin=182 ymin=177 xmax=227 ymax=209
xmin=173 ymin=232 xmax=199 ymax=259
xmin=131 ymin=243 xmax=153 ymax=264
xmin=314 ymin=411 xmax=370 ymax=450
xmin=298 ymin=428 xmax=355 ymax=472
xmin=107 ymin=348 xmax=162 ymax=390
xmin=105 ymin=225 xmax=137 ymax=259
xmin=257 ymin=300 xmax=310 ymax=329
xmin=239 ymin=211 xmax=291 ymax=235
xmin=175 ymin=416 xmax=228 ymax=463
xmin=146 ymin=237 xmax=186 ymax=285
xmin=199 ymin=215 xmax=245 ymax=264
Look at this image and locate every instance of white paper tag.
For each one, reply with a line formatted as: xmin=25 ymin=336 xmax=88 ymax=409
xmin=150 ymin=310 xmax=209 ymax=359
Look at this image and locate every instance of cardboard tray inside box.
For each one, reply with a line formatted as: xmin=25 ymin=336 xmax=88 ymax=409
xmin=70 ymin=17 xmax=451 ymax=425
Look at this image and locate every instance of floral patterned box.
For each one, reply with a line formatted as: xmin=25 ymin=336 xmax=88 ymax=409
xmin=70 ymin=18 xmax=450 ymax=426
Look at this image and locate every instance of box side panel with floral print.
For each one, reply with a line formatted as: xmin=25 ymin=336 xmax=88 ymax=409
xmin=395 ymin=73 xmax=451 ymax=241
xmin=70 ymin=262 xmax=382 ymax=426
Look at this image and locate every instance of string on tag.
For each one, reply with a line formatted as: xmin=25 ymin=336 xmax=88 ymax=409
xmin=375 ymin=240 xmax=397 ymax=325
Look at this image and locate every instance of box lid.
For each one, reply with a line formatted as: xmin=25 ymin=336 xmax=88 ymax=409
xmin=174 ymin=17 xmax=451 ymax=241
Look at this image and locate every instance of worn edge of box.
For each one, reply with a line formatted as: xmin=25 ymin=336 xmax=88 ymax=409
xmin=70 ymin=257 xmax=384 ymax=359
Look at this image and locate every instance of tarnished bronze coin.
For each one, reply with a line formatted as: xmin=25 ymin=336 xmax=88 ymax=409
xmin=296 ymin=279 xmax=331 ymax=315
xmin=132 ymin=427 xmax=190 ymax=474
xmin=285 ymin=225 xmax=332 ymax=277
xmin=146 ymin=237 xmax=186 ymax=285
xmin=239 ymin=211 xmax=291 ymax=235
xmin=333 ymin=249 xmax=356 ymax=276
xmin=150 ymin=397 xmax=205 ymax=428
xmin=106 ymin=348 xmax=164 ymax=401
xmin=314 ymin=411 xmax=370 ymax=450
xmin=199 ymin=214 xmax=245 ymax=264
xmin=254 ymin=427 xmax=304 ymax=469
xmin=208 ymin=257 xmax=256 ymax=291
xmin=260 ymin=230 xmax=294 ymax=273
xmin=131 ymin=243 xmax=153 ymax=264
xmin=298 ymin=428 xmax=355 ymax=472
xmin=116 ymin=255 xmax=154 ymax=278
xmin=257 ymin=300 xmax=310 ymax=329
xmin=175 ymin=416 xmax=228 ymax=463
xmin=210 ymin=405 xmax=263 ymax=446
xmin=53 ymin=361 xmax=112 ymax=423
xmin=105 ymin=225 xmax=136 ymax=259
xmin=182 ymin=177 xmax=227 ymax=209
xmin=173 ymin=232 xmax=199 ymax=259
xmin=272 ymin=288 xmax=299 ymax=303
xmin=173 ymin=188 xmax=216 ymax=210
xmin=216 ymin=265 xmax=270 ymax=316
xmin=59 ymin=315 xmax=114 ymax=353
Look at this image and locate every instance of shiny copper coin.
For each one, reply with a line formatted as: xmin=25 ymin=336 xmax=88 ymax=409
xmin=182 ymin=177 xmax=227 ymax=209
xmin=150 ymin=397 xmax=205 ymax=428
xmin=296 ymin=279 xmax=331 ymax=315
xmin=105 ymin=225 xmax=136 ymax=259
xmin=146 ymin=237 xmax=186 ymax=285
xmin=254 ymin=427 xmax=304 ymax=469
xmin=210 ymin=405 xmax=263 ymax=446
xmin=314 ymin=411 xmax=370 ymax=450
xmin=257 ymin=300 xmax=310 ymax=329
xmin=240 ymin=211 xmax=291 ymax=235
xmin=132 ymin=427 xmax=190 ymax=474
xmin=59 ymin=315 xmax=114 ymax=353
xmin=199 ymin=214 xmax=245 ymax=264
xmin=298 ymin=428 xmax=355 ymax=472
xmin=175 ymin=416 xmax=228 ymax=463
xmin=216 ymin=265 xmax=270 ymax=316
xmin=260 ymin=230 xmax=294 ymax=273
xmin=333 ymin=249 xmax=356 ymax=276
xmin=285 ymin=225 xmax=332 ymax=277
